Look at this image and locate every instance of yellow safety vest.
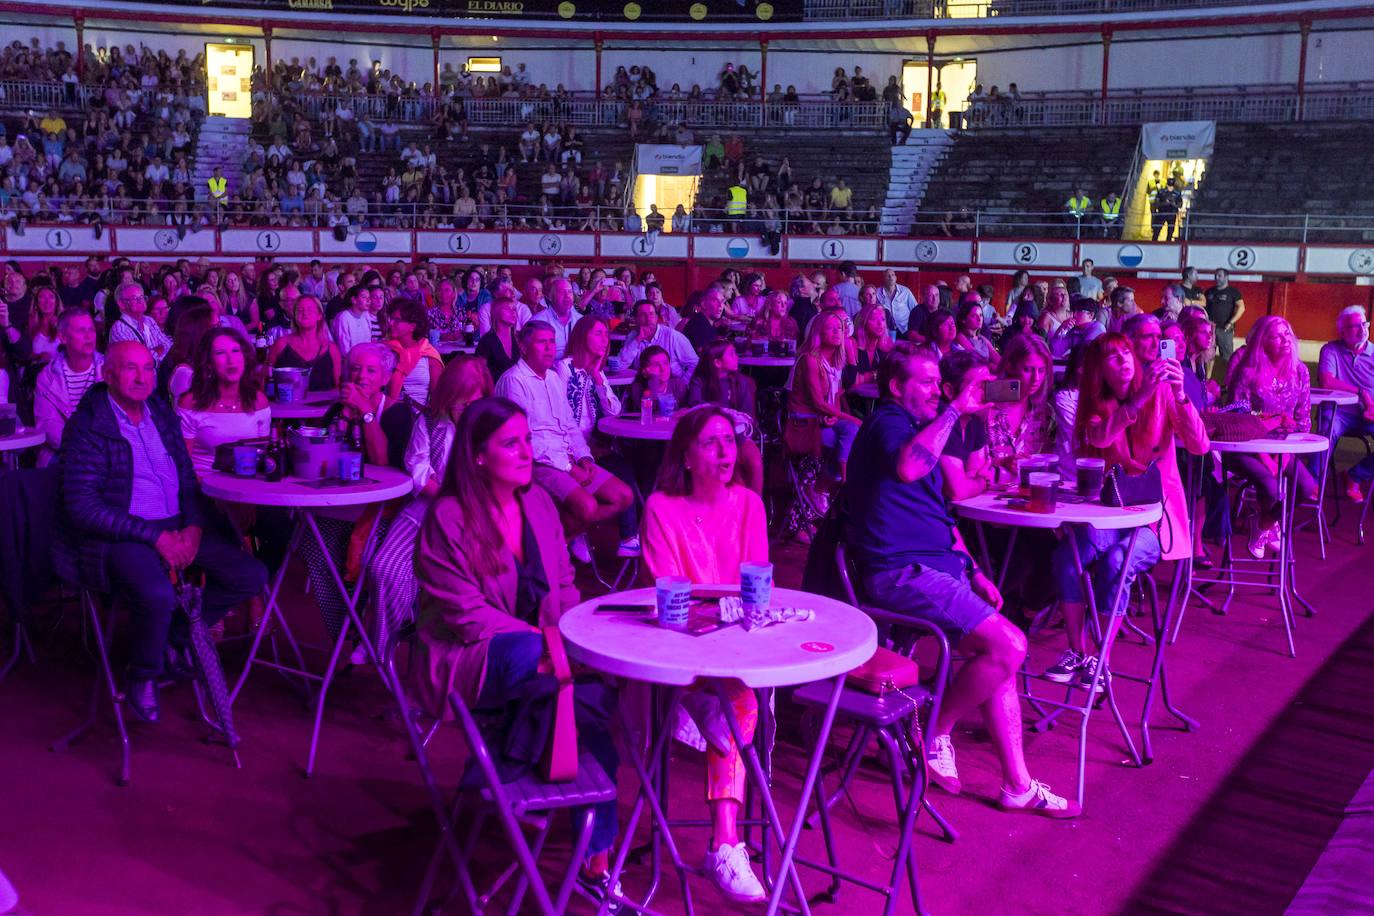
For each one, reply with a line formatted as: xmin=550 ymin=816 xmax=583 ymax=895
xmin=1066 ymin=195 xmax=1091 ymax=217
xmin=726 ymin=185 xmax=747 ymax=216
xmin=208 ymin=176 xmax=227 ymax=200
xmin=1101 ymin=197 xmax=1121 ymax=218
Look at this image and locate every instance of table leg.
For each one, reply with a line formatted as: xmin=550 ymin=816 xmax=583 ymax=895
xmin=1283 ymin=458 xmax=1317 ymax=620
xmin=303 ymin=509 xmax=384 ymax=777
xmin=230 ymin=516 xmax=309 ymax=704
xmin=1274 ymin=463 xmax=1299 ymax=658
xmin=1140 ymin=561 xmax=1199 ymax=764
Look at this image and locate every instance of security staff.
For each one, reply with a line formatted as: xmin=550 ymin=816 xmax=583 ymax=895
xmin=1065 ymin=187 xmax=1092 ymax=232
xmin=726 ymin=182 xmax=748 ymax=229
xmin=207 ymin=167 xmax=228 ymax=209
xmin=1098 ymin=192 xmax=1122 ymax=238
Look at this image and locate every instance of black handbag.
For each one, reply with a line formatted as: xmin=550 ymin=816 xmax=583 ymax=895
xmin=1101 ymin=460 xmax=1163 ymax=508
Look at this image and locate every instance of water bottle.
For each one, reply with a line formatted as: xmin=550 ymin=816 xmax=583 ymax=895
xmin=640 ymin=396 xmax=653 ymax=426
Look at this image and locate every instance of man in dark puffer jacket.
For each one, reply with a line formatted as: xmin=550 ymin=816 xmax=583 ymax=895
xmin=53 ymin=341 xmax=266 ymax=723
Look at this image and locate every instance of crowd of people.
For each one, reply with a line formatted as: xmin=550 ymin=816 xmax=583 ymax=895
xmin=10 ymin=243 xmax=1356 ymax=906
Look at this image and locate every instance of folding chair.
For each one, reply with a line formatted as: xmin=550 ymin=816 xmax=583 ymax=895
xmin=380 ymin=630 xmax=618 ymax=916
xmin=791 ymin=542 xmax=954 ymax=916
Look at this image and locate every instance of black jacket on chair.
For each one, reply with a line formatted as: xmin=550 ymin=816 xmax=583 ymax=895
xmin=52 ymin=383 xmax=209 ymax=593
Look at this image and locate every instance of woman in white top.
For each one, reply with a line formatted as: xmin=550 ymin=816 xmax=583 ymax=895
xmin=367 ymin=356 xmax=492 ymax=657
xmin=384 ymin=297 xmax=442 ymax=407
xmin=176 ymin=327 xmax=271 ymax=477
xmin=25 ymin=285 xmax=62 ymax=364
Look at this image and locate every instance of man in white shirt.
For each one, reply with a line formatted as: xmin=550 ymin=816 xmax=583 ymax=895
xmin=529 ymin=277 xmax=583 ymax=359
xmin=832 ymin=260 xmax=862 ymax=318
xmin=106 ymin=281 xmax=171 ymax=363
xmin=494 ymin=321 xmax=634 ymax=557
xmin=619 ymin=299 xmax=698 ymax=379
xmin=329 ymin=284 xmax=375 ymax=357
xmin=144 ymin=156 xmax=170 ymax=184
xmin=876 ymin=268 xmax=917 ymax=336
xmin=299 ymin=259 xmax=328 ymax=298
xmin=478 ymin=280 xmax=532 ymax=335
xmin=1077 ymin=258 xmax=1103 ymax=301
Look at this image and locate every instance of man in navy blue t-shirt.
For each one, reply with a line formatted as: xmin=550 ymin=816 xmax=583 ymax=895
xmin=845 ymin=343 xmax=1080 ymax=819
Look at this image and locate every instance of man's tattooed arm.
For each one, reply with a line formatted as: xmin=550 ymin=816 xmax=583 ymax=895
xmin=897 ymin=406 xmax=962 ymax=483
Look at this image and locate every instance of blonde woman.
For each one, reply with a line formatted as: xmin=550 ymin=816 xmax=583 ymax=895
xmin=846 ymin=302 xmax=894 ymax=389
xmin=987 ymin=332 xmax=1056 ymax=479
xmin=787 ymin=309 xmax=860 ymax=482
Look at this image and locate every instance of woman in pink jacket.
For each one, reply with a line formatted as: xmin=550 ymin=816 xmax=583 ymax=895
xmin=415 ymin=396 xmax=621 ymax=907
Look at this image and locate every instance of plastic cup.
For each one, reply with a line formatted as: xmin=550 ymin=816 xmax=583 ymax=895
xmin=658 ymin=393 xmax=677 ymax=416
xmin=1032 ymin=453 xmax=1060 ymax=478
xmin=1076 ymin=457 xmax=1106 ymax=501
xmin=751 ymin=339 xmax=767 ymax=357
xmin=338 ymin=450 xmax=363 ymax=482
xmin=607 ymin=355 xmax=621 ymax=373
xmin=655 ymin=576 xmax=692 ymax=630
xmin=1017 ymin=457 xmax=1048 ymax=494
xmin=1028 ymin=472 xmax=1060 ymax=513
xmin=428 ymin=329 xmax=442 ymax=347
xmin=740 ymin=562 xmax=774 ymax=632
xmin=276 ymin=379 xmax=295 ymax=404
xmin=232 ymin=445 xmax=259 ymax=477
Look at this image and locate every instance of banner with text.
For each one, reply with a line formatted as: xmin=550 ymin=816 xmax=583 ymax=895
xmin=1140 ymin=121 xmax=1216 ymax=160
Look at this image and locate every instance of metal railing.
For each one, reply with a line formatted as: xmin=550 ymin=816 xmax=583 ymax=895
xmin=805 ymin=0 xmax=1321 ymax=18
xmin=276 ymin=91 xmax=888 ymax=131
xmin=906 ymin=210 xmax=1374 ymax=243
xmin=960 ymin=84 xmax=1374 ymax=129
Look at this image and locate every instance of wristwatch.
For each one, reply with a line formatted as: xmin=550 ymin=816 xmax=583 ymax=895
xmin=361 ymin=411 xmax=376 ymax=425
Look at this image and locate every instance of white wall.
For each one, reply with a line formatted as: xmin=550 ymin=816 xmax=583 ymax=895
xmin=1307 ymin=29 xmax=1374 ymax=84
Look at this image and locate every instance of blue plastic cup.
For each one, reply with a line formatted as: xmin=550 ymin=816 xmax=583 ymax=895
xmin=655 ymin=576 xmax=692 ymax=631
xmin=232 ymin=445 xmax=259 ymax=477
xmin=338 ymin=450 xmax=363 ymax=482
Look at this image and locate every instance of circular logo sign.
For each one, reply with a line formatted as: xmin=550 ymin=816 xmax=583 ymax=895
xmin=1349 ymin=249 xmax=1374 ymax=275
xmin=449 ymin=232 xmax=472 ymax=254
xmin=557 ymin=0 xmax=575 ymax=16
xmin=756 ymin=1 xmax=774 ymax=18
xmin=726 ymin=237 xmax=750 ymax=259
xmin=1116 ymin=244 xmax=1144 ymax=268
xmin=1227 ymin=246 xmax=1257 ymax=271
xmin=45 ymin=228 xmax=72 ymax=251
xmin=256 ymin=230 xmax=281 ymax=252
xmin=153 ymin=229 xmax=180 ymax=252
xmin=821 ymin=239 xmax=845 ymax=261
xmin=623 ymin=1 xmax=641 ymax=18
xmin=800 ymin=641 xmax=835 ymax=653
xmin=689 ymin=1 xmax=707 ymax=18
xmin=1012 ymin=242 xmax=1039 ymax=265
xmin=631 ymin=234 xmax=655 ymax=256
xmin=353 ymin=231 xmax=378 ymax=253
xmin=539 ymin=234 xmax=563 ymax=256
xmin=914 ymin=240 xmax=939 ymax=263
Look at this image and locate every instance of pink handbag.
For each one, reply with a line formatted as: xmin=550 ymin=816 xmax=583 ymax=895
xmin=540 ymin=626 xmax=579 ymax=782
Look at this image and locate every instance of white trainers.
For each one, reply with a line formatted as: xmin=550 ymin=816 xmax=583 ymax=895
xmin=569 ymin=534 xmax=593 ymax=565
xmin=926 ymin=734 xmax=962 ymax=795
xmin=703 ymin=842 xmax=766 ymax=904
xmin=997 ymin=779 xmax=1082 ymax=819
xmin=616 ymin=536 xmax=641 ymax=558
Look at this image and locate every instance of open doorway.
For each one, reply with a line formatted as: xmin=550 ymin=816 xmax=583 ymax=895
xmin=902 ymin=58 xmax=977 ymax=128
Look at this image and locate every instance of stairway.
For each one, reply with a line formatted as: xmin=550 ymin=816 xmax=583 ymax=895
xmin=191 ymin=116 xmax=251 ymax=203
xmin=880 ymin=129 xmax=953 ymax=235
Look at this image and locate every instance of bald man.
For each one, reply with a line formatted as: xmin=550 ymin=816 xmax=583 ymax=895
xmin=54 ymin=341 xmax=266 ymax=723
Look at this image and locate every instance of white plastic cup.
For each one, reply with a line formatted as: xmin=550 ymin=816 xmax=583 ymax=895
xmin=655 ymin=576 xmax=692 ymax=630
xmin=740 ymin=562 xmax=774 ymax=631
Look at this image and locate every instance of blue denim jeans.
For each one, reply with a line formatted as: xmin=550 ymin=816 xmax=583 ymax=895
xmin=477 ymin=632 xmax=619 ymax=856
xmin=1052 ymin=525 xmax=1161 ymax=617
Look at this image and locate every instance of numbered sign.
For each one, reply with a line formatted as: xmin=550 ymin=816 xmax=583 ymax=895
xmin=256 ymin=230 xmax=281 ymax=252
xmin=631 ymin=234 xmax=655 ymax=256
xmin=821 ymin=239 xmax=845 ymax=260
xmin=1013 ymin=242 xmax=1039 ymax=265
xmin=449 ymin=232 xmax=472 ymax=254
xmin=1227 ymin=247 xmax=1257 ymax=271
xmin=45 ymin=228 xmax=72 ymax=251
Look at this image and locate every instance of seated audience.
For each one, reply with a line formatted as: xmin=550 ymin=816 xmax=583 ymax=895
xmin=54 ymin=341 xmax=267 ymax=723
xmin=176 ymin=329 xmax=272 ymax=476
xmin=641 ymin=405 xmax=770 ymax=903
xmin=107 ymin=281 xmax=172 ymax=364
xmin=682 ymin=285 xmax=726 ymax=351
xmin=847 ymin=302 xmax=894 ymax=389
xmin=494 ymin=321 xmax=635 ymax=558
xmin=35 ymin=308 xmax=103 ymax=466
xmin=1224 ymin=316 xmax=1315 ymax=558
xmin=413 ymin=396 xmax=622 ymax=906
xmin=1045 ymin=331 xmax=1207 ymax=687
xmin=622 ymin=344 xmax=688 ymax=416
xmin=475 ymin=295 xmax=522 ymax=381
xmin=267 ymin=293 xmax=341 ymax=392
xmin=330 ymin=284 xmax=378 ymax=358
xmin=26 ymin=284 xmax=61 ymax=364
xmin=160 ymin=300 xmax=217 ymax=400
xmin=529 ymin=277 xmax=582 ymax=359
xmin=788 ymin=309 xmax=860 ymax=481
xmin=843 ymin=344 xmax=1078 ymax=817
xmin=921 ymin=309 xmax=960 ymax=362
xmin=956 ymin=295 xmax=999 ymax=369
xmin=937 ymin=350 xmax=996 ymax=500
xmin=752 ymin=289 xmax=799 ymax=344
xmin=620 ymin=298 xmax=699 ymax=379
xmin=385 ymin=297 xmax=443 ymax=407
xmin=1318 ymin=305 xmax=1374 ymax=501
xmin=986 ymin=333 xmax=1056 ymax=477
xmin=1050 ymin=295 xmax=1104 ymax=360
xmin=369 ymin=356 xmax=492 ymax=658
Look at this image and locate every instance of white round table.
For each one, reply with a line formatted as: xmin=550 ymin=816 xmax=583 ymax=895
xmin=204 ymin=466 xmax=412 ymax=776
xmin=598 ymin=414 xmax=679 ymax=442
xmin=1209 ymin=432 xmax=1332 ymax=456
xmin=436 ymin=340 xmax=476 ymax=356
xmin=849 ymin=381 xmax=879 ymax=400
xmin=604 ymin=370 xmax=637 ymax=389
xmin=1310 ymin=388 xmax=1359 ymax=408
xmin=269 ymin=393 xmax=337 ymax=421
xmin=0 ymin=427 xmax=46 ymax=467
xmin=562 ymin=586 xmax=875 ymax=914
xmin=739 ymin=354 xmax=796 ymax=369
xmin=953 ymin=490 xmax=1163 ymax=808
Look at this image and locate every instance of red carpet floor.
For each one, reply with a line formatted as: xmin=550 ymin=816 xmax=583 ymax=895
xmin=2 ymin=507 xmax=1373 ymax=915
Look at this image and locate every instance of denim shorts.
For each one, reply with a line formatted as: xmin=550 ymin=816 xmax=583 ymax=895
xmin=861 ymin=563 xmax=997 ymax=641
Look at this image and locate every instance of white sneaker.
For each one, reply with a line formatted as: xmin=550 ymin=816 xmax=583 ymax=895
xmin=569 ymin=534 xmax=593 ymax=565
xmin=926 ymin=734 xmax=962 ymax=795
xmin=616 ymin=536 xmax=641 ymax=558
xmin=1263 ymin=522 xmax=1282 ymax=552
xmin=702 ymin=842 xmax=766 ymax=904
xmin=348 ymin=643 xmax=368 ymax=666
xmin=997 ymin=779 xmax=1082 ymax=819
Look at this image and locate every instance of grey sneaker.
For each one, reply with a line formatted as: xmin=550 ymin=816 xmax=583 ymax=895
xmin=1044 ymin=649 xmax=1084 ymax=684
xmin=1075 ymin=655 xmax=1107 ymax=694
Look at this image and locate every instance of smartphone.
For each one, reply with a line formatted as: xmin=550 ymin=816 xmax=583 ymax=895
xmin=984 ymin=379 xmax=1022 ymax=404
xmin=593 ymin=603 xmax=654 ymax=615
xmin=1159 ymin=339 xmax=1178 ymax=361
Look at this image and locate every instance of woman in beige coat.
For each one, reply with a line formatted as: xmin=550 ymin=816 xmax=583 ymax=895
xmin=414 ymin=396 xmax=622 ymax=906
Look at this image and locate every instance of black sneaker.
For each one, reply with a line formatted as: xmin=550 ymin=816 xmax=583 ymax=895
xmin=1075 ymin=656 xmax=1107 ymax=694
xmin=576 ymin=871 xmax=624 ymax=914
xmin=1044 ymin=649 xmax=1084 ymax=684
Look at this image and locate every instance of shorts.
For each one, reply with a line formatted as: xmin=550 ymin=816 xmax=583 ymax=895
xmin=861 ymin=563 xmax=996 ymax=642
xmin=533 ymin=461 xmax=614 ymax=504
